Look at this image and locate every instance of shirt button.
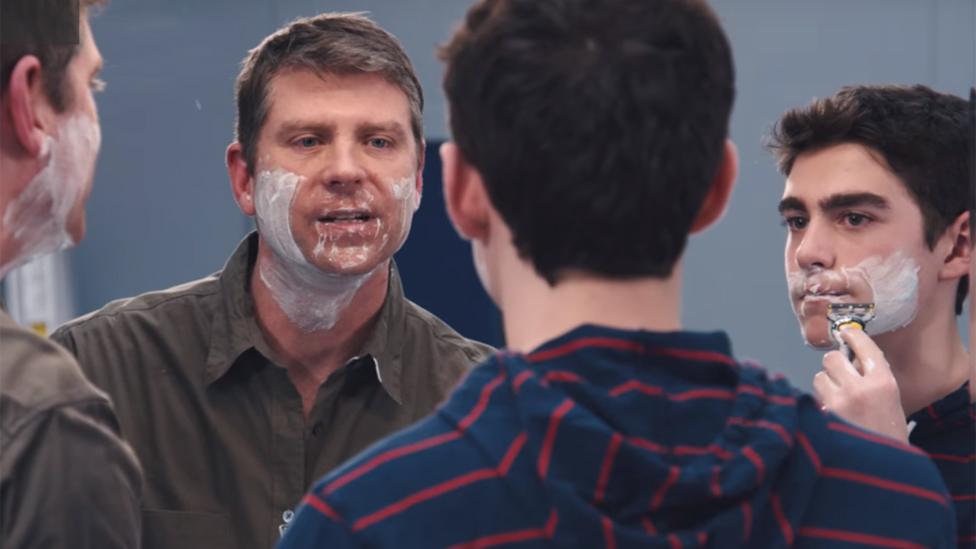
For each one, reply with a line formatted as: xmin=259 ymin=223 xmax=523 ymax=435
xmin=312 ymin=423 xmax=324 ymax=436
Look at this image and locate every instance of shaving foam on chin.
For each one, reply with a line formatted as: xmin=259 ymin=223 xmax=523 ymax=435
xmin=254 ymin=169 xmax=375 ymax=332
xmin=1 ymin=115 xmax=100 ymax=277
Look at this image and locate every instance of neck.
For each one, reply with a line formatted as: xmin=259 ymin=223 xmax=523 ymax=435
xmin=250 ymin=239 xmax=389 ymax=381
xmin=874 ymin=306 xmax=970 ymax=415
xmin=499 ymin=267 xmax=683 ymax=353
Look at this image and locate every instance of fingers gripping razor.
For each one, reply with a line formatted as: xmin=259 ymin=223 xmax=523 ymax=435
xmin=827 ymin=303 xmax=876 ymax=360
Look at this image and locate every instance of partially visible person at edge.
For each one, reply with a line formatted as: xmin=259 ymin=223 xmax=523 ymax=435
xmin=0 ymin=0 xmax=142 ymax=547
xmin=770 ymin=84 xmax=974 ymax=546
xmin=50 ymin=12 xmax=492 ymax=549
xmin=278 ymin=0 xmax=955 ymax=547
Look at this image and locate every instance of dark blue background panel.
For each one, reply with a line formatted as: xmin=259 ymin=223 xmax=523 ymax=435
xmin=395 ymin=141 xmax=504 ymax=349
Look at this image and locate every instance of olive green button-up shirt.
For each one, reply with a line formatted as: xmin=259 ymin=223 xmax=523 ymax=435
xmin=52 ymin=233 xmax=494 ymax=549
xmin=1 ymin=309 xmax=142 ymax=548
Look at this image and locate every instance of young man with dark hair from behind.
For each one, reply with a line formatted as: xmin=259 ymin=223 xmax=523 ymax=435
xmin=279 ymin=0 xmax=955 ymax=546
xmin=0 ymin=0 xmax=142 ymax=547
xmin=770 ymin=84 xmax=973 ymax=547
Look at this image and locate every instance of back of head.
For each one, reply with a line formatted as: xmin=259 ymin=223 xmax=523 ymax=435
xmin=440 ymin=0 xmax=735 ymax=285
xmin=769 ymin=84 xmax=971 ymax=314
xmin=0 ymin=0 xmax=102 ymax=110
xmin=234 ymin=12 xmax=424 ymax=174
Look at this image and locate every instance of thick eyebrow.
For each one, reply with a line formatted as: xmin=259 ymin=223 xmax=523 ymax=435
xmin=818 ymin=192 xmax=889 ymax=213
xmin=777 ymin=196 xmax=807 ymax=214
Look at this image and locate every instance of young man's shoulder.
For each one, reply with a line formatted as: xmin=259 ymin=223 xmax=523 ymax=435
xmin=793 ymin=404 xmax=955 ymax=544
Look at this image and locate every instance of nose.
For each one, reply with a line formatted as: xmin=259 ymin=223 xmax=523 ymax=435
xmin=323 ymin=141 xmax=367 ymax=192
xmin=792 ymin=219 xmax=835 ymax=272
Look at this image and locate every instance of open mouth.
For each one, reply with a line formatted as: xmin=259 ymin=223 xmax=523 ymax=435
xmin=318 ymin=210 xmax=373 ymax=224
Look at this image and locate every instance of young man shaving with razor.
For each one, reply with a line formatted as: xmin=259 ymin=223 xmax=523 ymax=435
xmin=771 ymin=84 xmax=974 ymax=545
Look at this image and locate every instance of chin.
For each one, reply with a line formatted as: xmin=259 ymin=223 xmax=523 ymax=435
xmin=67 ymin=213 xmax=87 ymax=245
xmin=799 ymin=320 xmax=834 ymax=349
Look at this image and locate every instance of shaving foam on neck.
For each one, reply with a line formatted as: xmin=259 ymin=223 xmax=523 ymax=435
xmin=253 ymin=168 xmax=376 ymax=332
xmin=1 ymin=115 xmax=100 ymax=277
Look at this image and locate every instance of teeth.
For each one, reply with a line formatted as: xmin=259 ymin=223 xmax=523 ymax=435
xmin=321 ymin=213 xmax=370 ymax=222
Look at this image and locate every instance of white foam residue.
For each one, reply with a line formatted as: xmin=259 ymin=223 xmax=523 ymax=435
xmin=1 ymin=114 xmax=100 ymax=277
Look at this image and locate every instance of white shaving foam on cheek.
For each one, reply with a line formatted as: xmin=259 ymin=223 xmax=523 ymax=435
xmin=254 ymin=169 xmax=305 ymax=264
xmin=788 ymin=251 xmax=920 ymax=340
xmin=1 ymin=115 xmax=100 ymax=276
xmin=388 ymin=175 xmax=418 ymax=245
xmin=253 ymin=168 xmax=376 ymax=332
xmin=855 ymin=251 xmax=920 ymax=336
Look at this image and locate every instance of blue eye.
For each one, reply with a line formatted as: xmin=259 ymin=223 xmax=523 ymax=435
xmin=369 ymin=138 xmax=391 ymax=149
xmin=297 ymin=137 xmax=319 ymax=148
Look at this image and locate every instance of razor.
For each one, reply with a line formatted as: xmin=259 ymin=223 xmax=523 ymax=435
xmin=827 ymin=303 xmax=875 ymax=360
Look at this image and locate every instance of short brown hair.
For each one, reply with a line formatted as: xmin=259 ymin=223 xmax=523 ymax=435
xmin=0 ymin=0 xmax=104 ymax=111
xmin=769 ymin=84 xmax=972 ymax=314
xmin=439 ymin=0 xmax=734 ymax=284
xmin=234 ymin=13 xmax=424 ymax=174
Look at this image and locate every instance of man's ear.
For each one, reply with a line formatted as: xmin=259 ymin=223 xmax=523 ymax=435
xmin=441 ymin=142 xmax=490 ymax=242
xmin=4 ymin=55 xmax=54 ymax=158
xmin=690 ymin=139 xmax=738 ymax=234
xmin=937 ymin=210 xmax=971 ymax=281
xmin=227 ymin=142 xmax=256 ymax=216
xmin=413 ymin=139 xmax=426 ymax=210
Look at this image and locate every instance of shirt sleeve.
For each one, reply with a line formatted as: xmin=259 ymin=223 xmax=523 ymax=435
xmin=1 ymin=400 xmax=143 ymax=549
xmin=276 ymin=495 xmax=358 ymax=549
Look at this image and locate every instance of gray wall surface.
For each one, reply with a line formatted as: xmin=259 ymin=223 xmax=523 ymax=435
xmin=70 ymin=0 xmax=974 ymax=389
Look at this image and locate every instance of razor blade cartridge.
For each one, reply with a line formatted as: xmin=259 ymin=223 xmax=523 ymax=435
xmin=826 ymin=303 xmax=876 ymax=332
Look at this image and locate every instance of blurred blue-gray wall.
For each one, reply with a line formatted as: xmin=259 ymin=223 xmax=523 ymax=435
xmin=70 ymin=0 xmax=974 ymax=388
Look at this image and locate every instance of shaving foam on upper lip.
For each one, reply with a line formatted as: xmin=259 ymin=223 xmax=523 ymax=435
xmin=1 ymin=114 xmax=101 ymax=278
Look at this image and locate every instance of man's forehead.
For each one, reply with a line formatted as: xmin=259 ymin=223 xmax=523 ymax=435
xmin=783 ymin=146 xmax=909 ymax=201
xmin=262 ymin=71 xmax=416 ymax=149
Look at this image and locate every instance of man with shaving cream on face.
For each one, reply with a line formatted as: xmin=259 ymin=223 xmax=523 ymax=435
xmin=770 ymin=84 xmax=974 ymax=545
xmin=51 ymin=13 xmax=493 ymax=549
xmin=0 ymin=0 xmax=142 ymax=546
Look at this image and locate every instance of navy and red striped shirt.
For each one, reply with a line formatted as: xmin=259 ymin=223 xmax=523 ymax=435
xmin=909 ymin=382 xmax=975 ymax=548
xmin=279 ymin=326 xmax=955 ymax=548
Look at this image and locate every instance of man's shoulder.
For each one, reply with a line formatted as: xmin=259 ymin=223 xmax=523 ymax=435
xmin=401 ymin=298 xmax=495 ymax=365
xmin=0 ymin=313 xmax=109 ymax=438
xmin=797 ymin=404 xmax=952 ymax=506
xmin=56 ymin=272 xmax=221 ymax=337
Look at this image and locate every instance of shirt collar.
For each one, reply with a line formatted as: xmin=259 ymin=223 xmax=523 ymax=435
xmin=907 ymin=381 xmax=975 ymax=436
xmin=344 ymin=261 xmax=407 ymax=404
xmin=204 ymin=231 xmax=408 ymax=405
xmin=205 ymin=232 xmax=261 ymax=384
